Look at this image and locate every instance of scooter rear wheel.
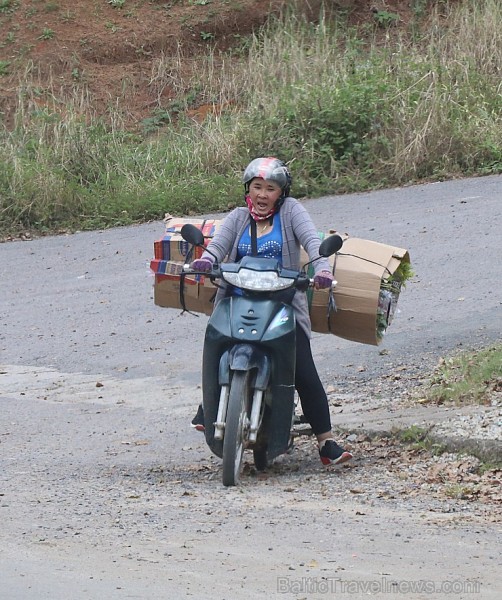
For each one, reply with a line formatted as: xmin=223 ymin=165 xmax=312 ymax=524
xmin=222 ymin=370 xmax=252 ymax=486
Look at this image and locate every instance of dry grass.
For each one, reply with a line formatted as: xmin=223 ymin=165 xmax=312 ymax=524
xmin=1 ymin=0 xmax=501 ymax=234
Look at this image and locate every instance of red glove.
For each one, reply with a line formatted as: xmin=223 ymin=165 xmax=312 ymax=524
xmin=314 ymin=270 xmax=334 ymax=289
xmin=190 ymin=257 xmax=213 ymax=272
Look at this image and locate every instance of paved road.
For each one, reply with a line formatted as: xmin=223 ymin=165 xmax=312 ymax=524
xmin=1 ymin=174 xmax=501 ymax=383
xmin=1 ymin=174 xmax=501 ymax=599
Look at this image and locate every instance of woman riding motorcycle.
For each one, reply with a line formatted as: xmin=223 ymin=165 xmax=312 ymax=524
xmin=191 ymin=157 xmax=352 ymax=466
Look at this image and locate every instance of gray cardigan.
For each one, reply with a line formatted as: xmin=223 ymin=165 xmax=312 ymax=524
xmin=202 ymin=197 xmax=331 ymax=337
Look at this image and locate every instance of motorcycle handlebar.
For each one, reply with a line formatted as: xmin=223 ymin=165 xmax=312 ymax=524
xmin=183 ymin=265 xmax=337 ymax=289
xmin=309 ymin=278 xmax=338 ymax=289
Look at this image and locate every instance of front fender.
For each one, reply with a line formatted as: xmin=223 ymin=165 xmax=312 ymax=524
xmin=223 ymin=344 xmax=270 ymax=390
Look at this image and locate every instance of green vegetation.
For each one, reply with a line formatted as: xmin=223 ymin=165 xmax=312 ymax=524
xmin=1 ymin=0 xmax=502 ymax=235
xmin=200 ymin=31 xmax=215 ymax=40
xmin=388 ymin=261 xmax=414 ymax=289
xmin=372 ymin=10 xmax=400 ymax=28
xmin=428 ymin=345 xmax=502 ymax=405
xmin=398 ymin=425 xmax=446 ymax=455
xmin=37 ymin=27 xmax=55 ymax=40
xmin=478 ymin=459 xmax=502 ymax=475
xmin=44 ymin=3 xmax=60 ymax=14
xmin=0 ymin=0 xmax=16 ymax=14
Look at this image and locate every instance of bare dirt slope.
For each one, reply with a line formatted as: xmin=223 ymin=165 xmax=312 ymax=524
xmin=0 ymin=0 xmax=418 ymax=128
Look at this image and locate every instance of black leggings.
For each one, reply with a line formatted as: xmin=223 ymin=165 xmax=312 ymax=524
xmin=295 ymin=324 xmax=332 ymax=436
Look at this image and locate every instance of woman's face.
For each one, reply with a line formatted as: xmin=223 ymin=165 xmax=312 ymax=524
xmin=248 ymin=178 xmax=282 ymax=216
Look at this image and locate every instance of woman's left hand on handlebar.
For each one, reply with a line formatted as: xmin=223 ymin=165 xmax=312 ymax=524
xmin=314 ymin=270 xmax=334 ymax=289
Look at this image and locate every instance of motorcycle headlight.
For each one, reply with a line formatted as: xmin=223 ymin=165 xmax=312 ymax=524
xmin=222 ymin=268 xmax=295 ymax=291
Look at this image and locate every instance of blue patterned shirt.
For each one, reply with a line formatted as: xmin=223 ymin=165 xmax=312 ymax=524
xmin=237 ymin=213 xmax=283 ymax=262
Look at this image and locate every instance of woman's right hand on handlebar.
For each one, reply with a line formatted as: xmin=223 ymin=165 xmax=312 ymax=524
xmin=190 ymin=257 xmax=214 ymax=272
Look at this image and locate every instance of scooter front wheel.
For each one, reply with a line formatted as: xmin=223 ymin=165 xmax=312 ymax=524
xmin=222 ymin=370 xmax=252 ymax=486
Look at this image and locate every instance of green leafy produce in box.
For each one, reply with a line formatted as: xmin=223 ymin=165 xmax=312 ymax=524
xmin=377 ymin=260 xmax=414 ymax=341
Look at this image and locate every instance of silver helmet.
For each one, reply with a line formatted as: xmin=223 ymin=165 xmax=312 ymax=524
xmin=242 ymin=157 xmax=292 ymax=197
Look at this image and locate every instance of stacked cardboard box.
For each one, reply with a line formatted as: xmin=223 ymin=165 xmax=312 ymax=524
xmin=151 ymin=219 xmax=410 ymax=346
xmin=153 ymin=216 xmax=220 ymax=262
xmin=150 ymin=217 xmax=221 ymax=316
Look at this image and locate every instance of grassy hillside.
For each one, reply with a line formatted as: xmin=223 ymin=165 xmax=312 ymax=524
xmin=1 ymin=0 xmax=501 ymax=237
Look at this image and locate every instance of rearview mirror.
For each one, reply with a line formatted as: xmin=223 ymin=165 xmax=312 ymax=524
xmin=181 ymin=223 xmax=205 ymax=246
xmin=319 ymin=234 xmax=343 ymax=257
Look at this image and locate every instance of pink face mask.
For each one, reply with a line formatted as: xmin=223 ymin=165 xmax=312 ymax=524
xmin=245 ymin=195 xmax=278 ymax=222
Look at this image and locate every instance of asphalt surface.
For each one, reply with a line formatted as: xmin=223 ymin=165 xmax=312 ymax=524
xmin=1 ymin=174 xmax=501 ymax=384
xmin=1 ymin=173 xmax=501 ymax=599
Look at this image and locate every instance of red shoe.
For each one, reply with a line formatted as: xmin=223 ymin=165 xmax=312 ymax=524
xmin=190 ymin=404 xmax=205 ymax=432
xmin=319 ymin=440 xmax=353 ymax=465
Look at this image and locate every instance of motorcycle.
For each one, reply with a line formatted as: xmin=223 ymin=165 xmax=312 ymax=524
xmin=181 ymin=224 xmax=343 ymax=486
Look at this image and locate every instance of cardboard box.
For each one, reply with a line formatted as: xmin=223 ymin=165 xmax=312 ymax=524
xmin=152 ymin=217 xmax=222 ymax=314
xmin=153 ymin=265 xmax=218 ymax=314
xmin=151 ymin=220 xmax=410 ymax=346
xmin=154 ymin=284 xmax=201 ymax=313
xmin=306 ymin=237 xmax=410 ymax=345
xmin=199 ymin=281 xmax=218 ymax=316
xmin=153 ymin=233 xmax=202 ymax=262
xmin=150 ymin=259 xmax=185 ymax=277
xmin=154 ymin=216 xmax=222 ymax=262
xmin=163 ymin=215 xmax=220 ymax=239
